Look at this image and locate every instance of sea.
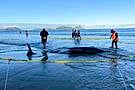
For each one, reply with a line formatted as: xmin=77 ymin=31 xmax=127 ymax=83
xmin=0 ymin=28 xmax=135 ymax=90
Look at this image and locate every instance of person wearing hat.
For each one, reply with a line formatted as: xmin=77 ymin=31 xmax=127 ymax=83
xmin=110 ymin=29 xmax=119 ymax=49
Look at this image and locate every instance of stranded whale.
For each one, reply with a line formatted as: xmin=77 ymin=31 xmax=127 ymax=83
xmin=49 ymin=47 xmax=106 ymax=54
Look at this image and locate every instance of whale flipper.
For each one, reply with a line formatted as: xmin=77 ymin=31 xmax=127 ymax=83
xmin=26 ymin=43 xmax=36 ymax=57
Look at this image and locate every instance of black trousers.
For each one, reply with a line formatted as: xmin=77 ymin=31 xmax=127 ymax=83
xmin=112 ymin=40 xmax=118 ymax=49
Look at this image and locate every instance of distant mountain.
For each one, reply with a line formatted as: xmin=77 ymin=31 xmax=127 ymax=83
xmin=0 ymin=23 xmax=84 ymax=31
xmin=32 ymin=28 xmax=42 ymax=31
xmin=74 ymin=25 xmax=84 ymax=29
xmin=56 ymin=26 xmax=73 ymax=30
xmin=0 ymin=23 xmax=79 ymax=30
xmin=84 ymin=24 xmax=135 ymax=29
xmin=0 ymin=23 xmax=135 ymax=30
xmin=0 ymin=27 xmax=22 ymax=32
xmin=5 ymin=27 xmax=21 ymax=31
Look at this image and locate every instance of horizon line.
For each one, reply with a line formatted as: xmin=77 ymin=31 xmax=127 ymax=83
xmin=0 ymin=23 xmax=135 ymax=26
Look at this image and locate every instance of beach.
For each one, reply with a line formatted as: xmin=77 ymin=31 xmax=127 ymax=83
xmin=0 ymin=29 xmax=135 ymax=90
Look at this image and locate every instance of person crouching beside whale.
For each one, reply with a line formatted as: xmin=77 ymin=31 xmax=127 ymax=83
xmin=40 ymin=28 xmax=49 ymax=48
xmin=110 ymin=29 xmax=119 ymax=49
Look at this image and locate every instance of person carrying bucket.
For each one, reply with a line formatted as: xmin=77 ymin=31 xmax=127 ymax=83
xmin=40 ymin=28 xmax=49 ymax=48
xmin=110 ymin=29 xmax=119 ymax=49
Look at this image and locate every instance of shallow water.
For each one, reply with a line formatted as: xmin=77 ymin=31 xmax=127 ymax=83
xmin=0 ymin=29 xmax=135 ymax=90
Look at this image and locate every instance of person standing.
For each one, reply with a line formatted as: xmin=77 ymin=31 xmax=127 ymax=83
xmin=77 ymin=30 xmax=81 ymax=39
xmin=40 ymin=28 xmax=49 ymax=48
xmin=72 ymin=29 xmax=75 ymax=38
xmin=74 ymin=29 xmax=77 ymax=39
xmin=110 ymin=29 xmax=119 ymax=49
xmin=25 ymin=30 xmax=28 ymax=37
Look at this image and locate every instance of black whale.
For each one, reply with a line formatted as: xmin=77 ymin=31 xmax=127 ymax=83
xmin=50 ymin=47 xmax=106 ymax=54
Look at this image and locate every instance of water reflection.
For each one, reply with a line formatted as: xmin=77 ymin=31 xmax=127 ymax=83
xmin=41 ymin=50 xmax=48 ymax=62
xmin=74 ymin=38 xmax=81 ymax=45
xmin=110 ymin=49 xmax=118 ymax=67
xmin=111 ymin=57 xmax=118 ymax=67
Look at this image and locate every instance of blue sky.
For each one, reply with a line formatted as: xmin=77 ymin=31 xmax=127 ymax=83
xmin=0 ymin=0 xmax=135 ymax=25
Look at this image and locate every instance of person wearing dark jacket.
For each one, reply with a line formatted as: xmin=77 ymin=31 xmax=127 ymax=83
xmin=77 ymin=30 xmax=81 ymax=39
xmin=40 ymin=28 xmax=49 ymax=48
